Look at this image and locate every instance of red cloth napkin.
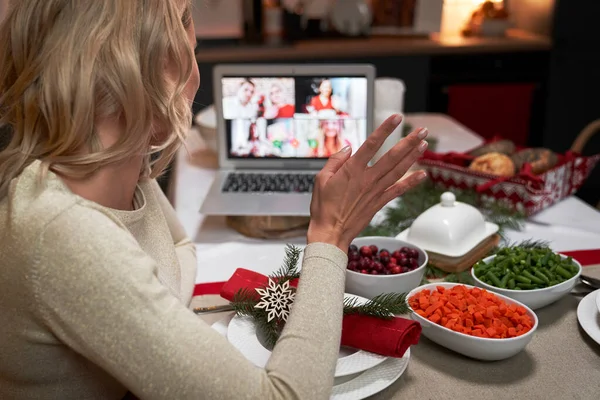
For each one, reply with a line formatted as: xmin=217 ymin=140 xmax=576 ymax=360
xmin=219 ymin=268 xmax=421 ymax=358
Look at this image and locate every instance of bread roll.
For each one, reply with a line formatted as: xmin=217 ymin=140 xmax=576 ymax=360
xmin=469 ymin=152 xmax=516 ymax=177
xmin=469 ymin=140 xmax=516 ymax=157
xmin=511 ymin=148 xmax=558 ymax=175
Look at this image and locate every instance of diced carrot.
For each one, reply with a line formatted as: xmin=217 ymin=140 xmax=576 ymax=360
xmin=429 ymin=313 xmax=441 ymax=324
xmin=409 ymin=285 xmax=533 ymax=339
xmin=415 ymin=309 xmax=427 ymax=318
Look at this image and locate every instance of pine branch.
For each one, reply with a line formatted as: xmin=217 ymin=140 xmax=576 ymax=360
xmin=505 ymin=239 xmax=550 ymax=250
xmin=360 ymin=180 xmax=526 ymax=238
xmin=231 ymin=288 xmax=259 ymax=316
xmin=425 ymin=264 xmax=447 ymax=279
xmin=270 ymin=244 xmax=302 ymax=283
xmin=251 ymin=309 xmax=281 ymax=349
xmin=344 ymin=292 xmax=409 ymax=318
xmin=444 ymin=271 xmax=475 ymax=285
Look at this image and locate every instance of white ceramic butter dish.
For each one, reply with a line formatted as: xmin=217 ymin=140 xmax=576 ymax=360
xmin=396 ymin=192 xmax=499 ymax=258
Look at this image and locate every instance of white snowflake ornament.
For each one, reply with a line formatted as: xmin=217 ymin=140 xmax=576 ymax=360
xmin=255 ymin=279 xmax=295 ymax=322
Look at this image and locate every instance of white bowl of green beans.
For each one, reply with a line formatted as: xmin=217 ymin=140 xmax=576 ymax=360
xmin=471 ymin=247 xmax=582 ymax=310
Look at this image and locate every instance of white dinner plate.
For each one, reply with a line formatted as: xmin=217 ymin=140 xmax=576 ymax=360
xmin=212 ymin=315 xmax=409 ymax=400
xmin=577 ymin=289 xmax=600 ymax=345
xmin=226 ymin=294 xmax=387 ymax=377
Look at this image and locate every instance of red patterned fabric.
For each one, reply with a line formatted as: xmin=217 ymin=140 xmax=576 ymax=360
xmin=418 ymin=146 xmax=600 ymax=216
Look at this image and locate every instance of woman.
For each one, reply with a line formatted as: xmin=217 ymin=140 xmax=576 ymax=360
xmin=234 ymin=121 xmax=276 ymax=157
xmin=315 ymin=119 xmax=351 ymax=157
xmin=308 ymin=79 xmax=340 ymax=115
xmin=0 ymin=1 xmax=429 ymax=399
xmin=264 ymin=82 xmax=295 ymax=119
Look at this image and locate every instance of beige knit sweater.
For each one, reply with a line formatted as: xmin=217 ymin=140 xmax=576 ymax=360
xmin=0 ymin=160 xmax=348 ymax=400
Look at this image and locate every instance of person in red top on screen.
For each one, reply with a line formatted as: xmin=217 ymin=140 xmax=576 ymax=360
xmin=308 ymin=79 xmax=340 ymax=114
xmin=264 ymin=83 xmax=294 ymax=119
xmin=313 ymin=119 xmax=351 ymax=158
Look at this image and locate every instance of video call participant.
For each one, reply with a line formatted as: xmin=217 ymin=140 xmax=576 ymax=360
xmin=308 ymin=79 xmax=341 ymax=115
xmin=264 ymin=83 xmax=295 ymax=119
xmin=223 ymin=78 xmax=258 ymax=119
xmin=314 ymin=119 xmax=351 ymax=158
xmin=233 ymin=121 xmax=278 ymax=158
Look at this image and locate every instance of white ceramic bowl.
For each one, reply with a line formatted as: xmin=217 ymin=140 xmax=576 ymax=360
xmin=345 ymin=237 xmax=428 ymax=300
xmin=407 ymin=283 xmax=538 ymax=361
xmin=471 ymin=254 xmax=582 ymax=310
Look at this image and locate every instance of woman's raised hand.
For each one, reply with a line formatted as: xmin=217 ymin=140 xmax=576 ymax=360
xmin=307 ymin=114 xmax=428 ymax=251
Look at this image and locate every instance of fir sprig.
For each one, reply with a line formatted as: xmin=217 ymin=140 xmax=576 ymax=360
xmin=343 ymin=292 xmax=409 ymax=318
xmin=231 ymin=288 xmax=260 ymax=315
xmin=269 ymin=245 xmax=302 ymax=284
xmin=360 ymin=180 xmax=525 ymax=238
xmin=501 ymin=239 xmax=550 ymax=250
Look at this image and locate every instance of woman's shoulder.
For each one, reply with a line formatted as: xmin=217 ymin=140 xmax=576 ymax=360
xmin=2 ymin=166 xmax=131 ymax=251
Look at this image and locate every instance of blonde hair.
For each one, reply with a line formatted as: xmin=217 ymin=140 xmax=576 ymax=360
xmin=317 ymin=119 xmax=344 ymax=157
xmin=0 ymin=0 xmax=194 ymax=198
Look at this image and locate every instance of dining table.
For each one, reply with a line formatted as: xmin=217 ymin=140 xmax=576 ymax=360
xmin=173 ymin=113 xmax=600 ymax=399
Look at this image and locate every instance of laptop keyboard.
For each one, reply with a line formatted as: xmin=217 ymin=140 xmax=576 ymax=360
xmin=222 ymin=173 xmax=316 ymax=193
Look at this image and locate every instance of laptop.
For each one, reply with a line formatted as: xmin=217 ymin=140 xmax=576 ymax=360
xmin=199 ymin=64 xmax=375 ymax=216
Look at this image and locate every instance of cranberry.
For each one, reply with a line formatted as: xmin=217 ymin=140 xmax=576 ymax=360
xmin=380 ymin=256 xmax=390 ymax=265
xmin=391 ymin=251 xmax=403 ymax=260
xmin=391 ymin=266 xmax=402 ymax=274
xmin=401 ymin=266 xmax=410 ymax=273
xmin=379 ymin=249 xmax=390 ymax=257
xmin=396 ymin=253 xmax=408 ymax=266
xmin=390 ymin=257 xmax=397 ymax=265
xmin=370 ymin=270 xmax=379 ymax=275
xmin=369 ymin=245 xmax=378 ymax=254
xmin=359 ymin=258 xmax=370 ymax=270
xmin=348 ymin=261 xmax=359 ymax=271
xmin=408 ymin=249 xmax=419 ymax=259
xmin=360 ymin=269 xmax=368 ymax=274
xmin=360 ymin=246 xmax=373 ymax=257
xmin=349 ymin=244 xmax=358 ymax=253
xmin=373 ymin=262 xmax=384 ymax=272
xmin=349 ymin=252 xmax=360 ymax=262
xmin=409 ymin=258 xmax=419 ymax=269
xmin=387 ymin=263 xmax=398 ymax=271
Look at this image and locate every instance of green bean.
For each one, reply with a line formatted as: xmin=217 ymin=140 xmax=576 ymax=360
xmin=556 ymin=265 xmax=573 ymax=280
xmin=472 ymin=246 xmax=579 ymax=291
xmin=534 ymin=269 xmax=550 ymax=284
xmin=517 ymin=283 xmax=536 ymax=290
xmin=486 ymin=271 xmax=503 ymax=287
xmin=499 ymin=273 xmax=510 ymax=288
xmin=522 ymin=270 xmax=545 ymax=285
xmin=515 ymin=275 xmax=531 ymax=284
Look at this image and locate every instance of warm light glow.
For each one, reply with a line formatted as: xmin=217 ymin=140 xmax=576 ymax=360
xmin=441 ymin=0 xmax=505 ymax=37
xmin=470 ymin=0 xmax=503 ymax=5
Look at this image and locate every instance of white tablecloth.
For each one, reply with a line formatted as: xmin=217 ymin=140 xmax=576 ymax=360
xmin=173 ymin=114 xmax=600 ymax=284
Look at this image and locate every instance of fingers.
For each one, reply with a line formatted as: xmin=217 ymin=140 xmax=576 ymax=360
xmin=373 ymin=170 xmax=428 ymax=210
xmin=370 ymin=127 xmax=428 ymax=182
xmin=318 ymin=145 xmax=352 ymax=178
xmin=373 ymin=137 xmax=428 ymax=192
xmin=351 ymin=114 xmax=403 ymax=167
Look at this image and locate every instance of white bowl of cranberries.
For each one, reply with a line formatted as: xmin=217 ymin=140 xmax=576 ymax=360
xmin=345 ymin=237 xmax=428 ymax=300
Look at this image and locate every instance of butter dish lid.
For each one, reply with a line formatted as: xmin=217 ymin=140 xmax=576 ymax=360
xmin=396 ymin=192 xmax=499 ymax=258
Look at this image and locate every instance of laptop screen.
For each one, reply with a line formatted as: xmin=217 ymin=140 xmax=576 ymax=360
xmin=220 ymin=76 xmax=368 ymax=159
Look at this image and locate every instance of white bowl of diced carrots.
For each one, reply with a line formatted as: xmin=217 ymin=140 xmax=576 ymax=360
xmin=407 ymin=283 xmax=538 ymax=361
